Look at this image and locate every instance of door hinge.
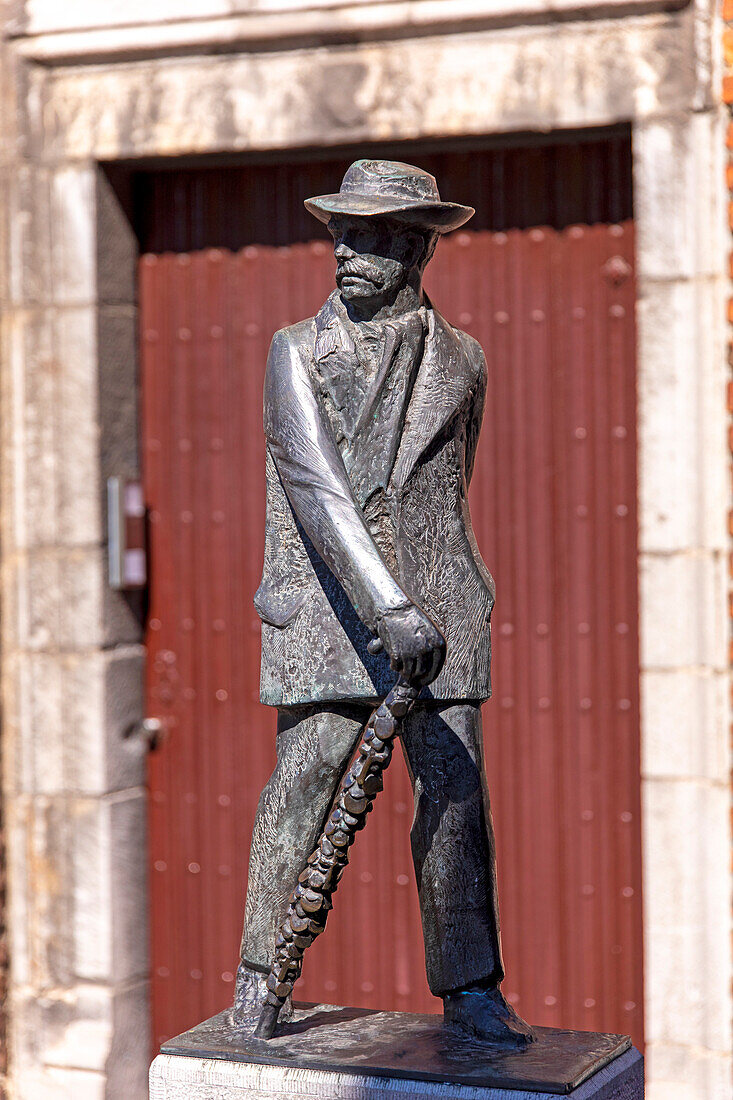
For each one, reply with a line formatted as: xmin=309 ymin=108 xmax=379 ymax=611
xmin=108 ymin=477 xmax=147 ymax=590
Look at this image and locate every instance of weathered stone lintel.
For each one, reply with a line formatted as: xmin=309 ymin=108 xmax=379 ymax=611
xmin=21 ymin=14 xmax=703 ymax=165
xmin=8 ymin=0 xmax=691 ymax=66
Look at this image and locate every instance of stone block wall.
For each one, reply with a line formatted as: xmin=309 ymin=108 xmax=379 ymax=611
xmin=0 ymin=16 xmax=151 ymax=1091
xmin=721 ymin=0 xmax=733 ymax=1070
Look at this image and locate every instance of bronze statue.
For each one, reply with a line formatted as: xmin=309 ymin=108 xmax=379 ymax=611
xmin=234 ymin=159 xmax=534 ymax=1048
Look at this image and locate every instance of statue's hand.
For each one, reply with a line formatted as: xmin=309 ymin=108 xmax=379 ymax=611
xmin=375 ymin=603 xmax=446 ymax=687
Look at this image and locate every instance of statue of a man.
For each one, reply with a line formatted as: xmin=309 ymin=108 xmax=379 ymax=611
xmin=235 ymin=159 xmax=533 ymax=1047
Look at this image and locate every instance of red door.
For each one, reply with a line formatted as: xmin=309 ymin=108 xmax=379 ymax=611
xmin=138 ymin=133 xmax=643 ymax=1052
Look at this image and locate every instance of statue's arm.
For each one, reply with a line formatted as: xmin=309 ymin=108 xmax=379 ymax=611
xmin=263 ymin=330 xmax=410 ymax=632
xmin=464 ymin=338 xmax=488 ymax=486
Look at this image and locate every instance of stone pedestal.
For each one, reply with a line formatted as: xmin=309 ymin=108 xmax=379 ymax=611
xmin=151 ymin=1048 xmax=642 ymax=1099
xmin=150 ymin=1005 xmax=643 ymax=1098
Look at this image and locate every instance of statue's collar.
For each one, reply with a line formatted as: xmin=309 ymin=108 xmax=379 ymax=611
xmin=315 ymin=290 xmax=430 ymax=359
xmin=314 ymin=292 xmax=353 ymax=362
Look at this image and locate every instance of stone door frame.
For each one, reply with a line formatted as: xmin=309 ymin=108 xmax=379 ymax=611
xmin=0 ymin=2 xmax=730 ymax=1096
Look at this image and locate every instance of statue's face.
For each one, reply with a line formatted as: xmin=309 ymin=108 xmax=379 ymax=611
xmin=329 ymin=215 xmax=423 ymax=308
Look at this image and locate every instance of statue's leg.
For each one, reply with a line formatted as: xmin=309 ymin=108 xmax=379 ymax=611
xmin=234 ymin=702 xmax=368 ymax=1021
xmin=401 ymin=701 xmax=534 ymax=1047
xmin=400 ymin=701 xmax=503 ymax=995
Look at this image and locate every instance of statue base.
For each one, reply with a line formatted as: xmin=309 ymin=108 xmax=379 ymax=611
xmin=151 ymin=1004 xmax=643 ymax=1097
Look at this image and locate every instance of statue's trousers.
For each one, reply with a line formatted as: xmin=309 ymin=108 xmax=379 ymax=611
xmin=241 ymin=701 xmax=503 ymax=997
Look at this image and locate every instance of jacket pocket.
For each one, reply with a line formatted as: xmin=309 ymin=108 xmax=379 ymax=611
xmin=253 ymin=583 xmax=307 ymax=629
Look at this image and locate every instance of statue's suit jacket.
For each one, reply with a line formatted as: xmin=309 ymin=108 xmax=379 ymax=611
xmin=255 ymin=292 xmax=495 ymax=707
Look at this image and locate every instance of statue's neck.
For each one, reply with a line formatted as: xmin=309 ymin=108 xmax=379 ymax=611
xmin=342 ymin=280 xmax=423 ymax=324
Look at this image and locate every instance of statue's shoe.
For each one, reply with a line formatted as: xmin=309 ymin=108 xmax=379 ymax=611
xmin=443 ymin=987 xmax=536 ymax=1049
xmin=232 ymin=961 xmax=293 ymax=1026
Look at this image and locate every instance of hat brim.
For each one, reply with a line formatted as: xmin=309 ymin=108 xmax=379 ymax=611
xmin=304 ymin=193 xmax=474 ymax=234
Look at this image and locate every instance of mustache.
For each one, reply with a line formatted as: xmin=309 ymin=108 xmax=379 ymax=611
xmin=335 ymin=259 xmax=384 ymax=285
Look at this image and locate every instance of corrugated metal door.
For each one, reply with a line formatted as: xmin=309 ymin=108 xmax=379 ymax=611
xmin=138 ymin=134 xmax=643 ymax=1054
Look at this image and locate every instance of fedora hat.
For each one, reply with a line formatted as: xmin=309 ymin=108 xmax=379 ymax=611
xmin=304 ymin=159 xmax=474 ymax=234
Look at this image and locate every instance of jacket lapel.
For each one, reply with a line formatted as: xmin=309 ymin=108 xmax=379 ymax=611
xmin=347 ymin=311 xmax=425 ymax=505
xmin=392 ymin=308 xmax=478 ymax=490
xmin=313 ymin=292 xmax=360 ymax=442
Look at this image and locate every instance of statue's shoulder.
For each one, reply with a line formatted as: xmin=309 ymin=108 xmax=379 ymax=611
xmin=269 ymin=317 xmax=317 ymax=354
xmin=266 ymin=317 xmax=317 ymax=372
xmin=454 ymin=326 xmax=486 ymax=368
xmin=433 ymin=311 xmax=486 ymax=381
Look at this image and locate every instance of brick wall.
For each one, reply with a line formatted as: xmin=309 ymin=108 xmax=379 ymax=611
xmin=0 ymin=783 xmax=7 ymax=1100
